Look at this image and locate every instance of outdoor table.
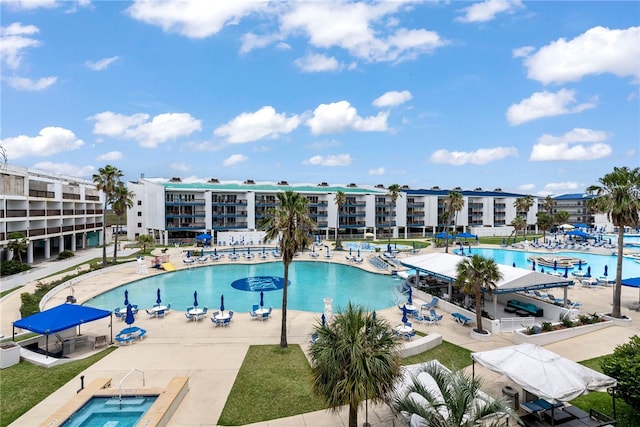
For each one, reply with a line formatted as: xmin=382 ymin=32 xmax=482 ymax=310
xmin=405 ymin=304 xmax=417 ymax=313
xmin=214 ymin=312 xmax=231 ymax=321
xmin=188 ymin=308 xmax=204 ymax=321
xmin=255 ymin=308 xmax=269 ymax=316
xmin=395 ymin=325 xmax=413 ymax=334
xmin=152 ymin=305 xmax=167 ymax=313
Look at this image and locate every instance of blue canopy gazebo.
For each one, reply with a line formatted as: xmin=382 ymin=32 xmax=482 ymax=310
xmin=196 ymin=233 xmax=213 ymax=246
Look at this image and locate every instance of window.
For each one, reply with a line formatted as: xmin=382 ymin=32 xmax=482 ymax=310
xmin=137 ymin=200 xmax=142 ymax=206
xmin=137 ymin=211 xmax=142 ymax=216
xmin=137 ymin=222 xmax=142 ymax=227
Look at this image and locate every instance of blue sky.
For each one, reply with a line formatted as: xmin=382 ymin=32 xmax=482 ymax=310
xmin=1 ymin=0 xmax=638 ymax=196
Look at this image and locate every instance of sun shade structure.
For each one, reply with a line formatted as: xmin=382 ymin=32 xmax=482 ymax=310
xmin=13 ymin=303 xmax=113 ymax=355
xmin=471 ymin=343 xmax=616 ymax=402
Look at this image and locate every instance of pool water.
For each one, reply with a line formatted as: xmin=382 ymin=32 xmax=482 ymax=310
xmin=85 ymin=261 xmax=402 ymax=313
xmin=343 ymin=241 xmax=413 ymax=252
xmin=62 ymin=396 xmax=157 ymax=427
xmin=454 ymin=248 xmax=640 ymax=278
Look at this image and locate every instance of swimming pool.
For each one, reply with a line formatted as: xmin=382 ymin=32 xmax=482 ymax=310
xmin=62 ymin=396 xmax=157 ymax=427
xmin=343 ymin=241 xmax=413 ymax=252
xmin=454 ymin=247 xmax=640 ymax=278
xmin=84 ymin=261 xmax=403 ymax=313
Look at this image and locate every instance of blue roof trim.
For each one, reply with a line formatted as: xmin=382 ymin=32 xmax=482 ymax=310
xmin=13 ymin=304 xmax=111 ymax=335
xmin=404 ymin=189 xmax=527 ymax=197
xmin=553 ymin=193 xmax=594 ymax=200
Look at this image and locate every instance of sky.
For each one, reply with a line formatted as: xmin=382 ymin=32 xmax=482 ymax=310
xmin=1 ymin=0 xmax=638 ymax=196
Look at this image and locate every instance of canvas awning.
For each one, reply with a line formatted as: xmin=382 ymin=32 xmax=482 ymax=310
xmin=471 ymin=343 xmax=616 ymax=402
xmin=14 ymin=304 xmax=111 ymax=335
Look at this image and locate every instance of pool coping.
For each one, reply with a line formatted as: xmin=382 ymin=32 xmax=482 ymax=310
xmin=38 ymin=376 xmax=189 ymax=427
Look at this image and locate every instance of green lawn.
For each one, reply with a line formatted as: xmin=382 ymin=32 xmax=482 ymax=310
xmin=0 ymin=347 xmax=116 ymax=427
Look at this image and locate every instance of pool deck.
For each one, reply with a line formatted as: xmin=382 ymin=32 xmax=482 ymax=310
xmin=3 ymin=242 xmax=640 ymax=426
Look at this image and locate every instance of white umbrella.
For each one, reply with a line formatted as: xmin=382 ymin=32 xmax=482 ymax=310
xmin=559 ymin=224 xmax=574 ymax=230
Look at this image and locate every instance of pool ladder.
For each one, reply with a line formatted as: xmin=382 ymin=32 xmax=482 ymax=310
xmin=118 ymin=368 xmax=145 ymax=407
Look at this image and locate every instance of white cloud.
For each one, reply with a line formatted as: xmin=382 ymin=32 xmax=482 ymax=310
xmin=519 ymin=26 xmax=640 ymax=84
xmin=303 ymin=154 xmax=351 ymax=166
xmin=306 ymin=100 xmax=389 ymax=134
xmin=0 ymin=22 xmax=41 ymax=69
xmin=86 ymin=56 xmax=120 ymax=71
xmin=530 ymin=128 xmax=612 ymax=161
xmin=3 ymin=1 xmax=59 ymax=11
xmin=543 ymin=181 xmax=580 ymax=192
xmin=6 ymin=76 xmax=57 ymax=91
xmin=456 ymin=0 xmax=524 ymax=23
xmin=31 ymin=161 xmax=95 ymax=178
xmin=372 ymin=90 xmax=412 ymax=108
xmin=430 ymin=146 xmax=518 ymax=165
xmin=126 ymin=0 xmax=270 ymax=39
xmin=368 ymin=167 xmax=385 ymax=176
xmin=170 ymin=162 xmax=190 ymax=172
xmin=89 ymin=111 xmax=202 ymax=148
xmin=506 ymin=89 xmax=596 ymax=126
xmin=1 ymin=127 xmax=83 ymax=159
xmin=519 ymin=183 xmax=535 ymax=191
xmin=240 ymin=32 xmax=283 ymax=55
xmin=223 ymin=154 xmax=248 ymax=166
xmin=96 ymin=151 xmax=123 ymax=161
xmin=306 ymin=139 xmax=341 ymax=150
xmin=214 ymin=106 xmax=300 ymax=143
xmin=294 ymin=53 xmax=340 ymax=72
xmin=279 ymin=2 xmax=447 ymax=63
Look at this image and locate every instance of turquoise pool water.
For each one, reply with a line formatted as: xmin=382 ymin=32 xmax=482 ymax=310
xmin=62 ymin=396 xmax=157 ymax=427
xmin=84 ymin=261 xmax=403 ymax=313
xmin=454 ymin=247 xmax=640 ymax=278
xmin=343 ymin=241 xmax=412 ymax=252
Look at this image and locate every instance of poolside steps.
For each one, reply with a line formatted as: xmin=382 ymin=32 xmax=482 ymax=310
xmin=368 ymin=256 xmax=389 ymax=270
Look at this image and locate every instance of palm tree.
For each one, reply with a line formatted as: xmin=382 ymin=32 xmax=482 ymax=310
xmin=509 ymin=215 xmax=526 ymax=244
xmin=514 ymin=195 xmax=534 ymax=239
xmin=7 ymin=232 xmax=29 ymax=263
xmin=543 ymin=195 xmax=555 ymax=214
xmin=334 ymin=190 xmax=346 ymax=250
xmin=93 ymin=165 xmax=123 ymax=266
xmin=587 ymin=166 xmax=640 ymax=318
xmin=554 ymin=210 xmax=570 ymax=230
xmin=392 ymin=360 xmax=511 ymax=426
xmin=137 ymin=234 xmax=154 ymax=253
xmin=310 ymin=303 xmax=401 ymax=427
xmin=454 ymin=254 xmax=503 ymax=334
xmin=536 ymin=212 xmax=554 ymax=240
xmin=260 ymin=190 xmax=315 ymax=348
xmin=111 ymin=182 xmax=135 ymax=263
xmin=443 ymin=191 xmax=464 ymax=253
xmin=386 ymin=184 xmax=402 ymax=245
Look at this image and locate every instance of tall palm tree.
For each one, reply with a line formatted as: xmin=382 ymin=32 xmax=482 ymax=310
xmin=536 ymin=212 xmax=553 ymax=240
xmin=260 ymin=190 xmax=315 ymax=348
xmin=509 ymin=216 xmax=526 ymax=244
xmin=111 ymin=182 xmax=135 ymax=263
xmin=543 ymin=195 xmax=555 ymax=214
xmin=310 ymin=303 xmax=401 ymax=427
xmin=93 ymin=165 xmax=123 ymax=266
xmin=587 ymin=166 xmax=640 ymax=318
xmin=386 ymin=184 xmax=402 ymax=245
xmin=514 ymin=195 xmax=534 ymax=239
xmin=334 ymin=190 xmax=346 ymax=250
xmin=454 ymin=254 xmax=503 ymax=334
xmin=392 ymin=360 xmax=511 ymax=427
xmin=443 ymin=191 xmax=464 ymax=253
xmin=554 ymin=210 xmax=570 ymax=230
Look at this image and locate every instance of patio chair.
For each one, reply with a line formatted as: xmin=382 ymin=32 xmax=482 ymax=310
xmin=249 ymin=310 xmax=258 ymax=320
xmin=145 ymin=308 xmax=156 ymax=319
xmin=429 ymin=309 xmax=443 ymax=325
xmin=451 ymin=312 xmax=472 ymax=326
xmin=211 ymin=317 xmax=223 ymax=327
xmin=421 ymin=297 xmax=438 ymax=311
xmin=166 ymin=303 xmax=172 ymax=312
xmin=222 ymin=318 xmax=232 ymax=327
xmin=156 ymin=309 xmax=165 ymax=318
xmin=185 ymin=312 xmax=193 ymax=321
xmin=403 ymin=330 xmax=416 ymax=341
xmin=252 ymin=304 xmax=259 ymax=312
xmin=261 ymin=312 xmax=271 ymax=321
xmin=310 ymin=332 xmax=319 ymax=344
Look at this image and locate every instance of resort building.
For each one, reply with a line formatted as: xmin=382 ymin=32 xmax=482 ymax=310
xmin=0 ymin=164 xmax=104 ymax=264
xmin=551 ymin=193 xmax=611 ymax=231
xmin=126 ymin=178 xmax=535 ymax=245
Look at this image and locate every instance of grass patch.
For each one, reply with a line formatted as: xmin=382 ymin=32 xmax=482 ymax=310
xmin=570 ymin=392 xmax=638 ymax=427
xmin=401 ymin=340 xmax=472 ymax=370
xmin=0 ymin=286 xmax=21 ymax=299
xmin=0 ymin=347 xmax=117 ymax=427
xmin=218 ymin=345 xmax=326 ymax=425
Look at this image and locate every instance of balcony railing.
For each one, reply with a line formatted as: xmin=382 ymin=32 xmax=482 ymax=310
xmin=29 ymin=228 xmax=46 ymax=236
xmin=85 ymin=195 xmax=100 ymax=201
xmin=63 ymin=209 xmax=74 ymax=215
xmin=62 ymin=193 xmax=81 ymax=200
xmin=29 ymin=190 xmax=55 ymax=198
xmin=48 ymin=209 xmax=61 ymax=215
xmin=61 ymin=225 xmax=74 ymax=232
xmin=6 ymin=209 xmax=27 ymax=217
xmin=29 ymin=209 xmax=46 ymax=216
xmin=75 ymin=224 xmax=86 ymax=230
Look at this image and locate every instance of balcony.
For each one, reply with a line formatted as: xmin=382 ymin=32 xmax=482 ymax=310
xmin=29 ymin=209 xmax=46 ymax=217
xmin=85 ymin=195 xmax=100 ymax=201
xmin=74 ymin=210 xmax=85 ymax=215
xmin=28 ymin=190 xmax=55 ymax=198
xmin=63 ymin=209 xmax=74 ymax=215
xmin=75 ymin=224 xmax=86 ymax=230
xmin=62 ymin=193 xmax=81 ymax=200
xmin=29 ymin=228 xmax=46 ymax=237
xmin=6 ymin=209 xmax=27 ymax=218
xmin=61 ymin=225 xmax=74 ymax=232
xmin=47 ymin=210 xmax=61 ymax=216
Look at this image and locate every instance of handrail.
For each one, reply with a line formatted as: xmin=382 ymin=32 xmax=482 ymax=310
xmin=119 ymin=368 xmax=145 ymax=402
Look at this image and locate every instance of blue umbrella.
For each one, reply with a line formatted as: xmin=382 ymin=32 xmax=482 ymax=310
xmin=387 ymin=243 xmax=392 ymax=253
xmin=193 ymin=291 xmax=198 ymax=308
xmin=564 ymin=266 xmax=569 ymax=278
xmin=394 ymin=242 xmax=397 ymax=250
xmin=220 ymin=294 xmax=225 ymax=313
xmin=321 ymin=313 xmax=326 ymax=327
xmin=586 ymin=266 xmax=591 ymax=278
xmin=372 ymin=310 xmax=376 ymax=320
xmin=401 ymin=305 xmax=408 ymax=324
xmin=578 ymin=260 xmax=582 ymax=270
xmin=512 ymin=262 xmax=516 ymax=268
xmin=407 ymin=287 xmax=413 ymax=305
xmin=541 ymin=267 xmax=545 ymax=273
xmin=532 ymin=261 xmax=536 ymax=271
xmin=125 ymin=304 xmax=135 ymax=326
xmin=156 ymin=288 xmax=162 ymax=305
xmin=349 ymin=248 xmax=352 ymax=257
xmin=247 ymin=247 xmax=251 ymax=255
xmin=214 ymin=248 xmax=218 ymax=256
xmin=233 ymin=247 xmax=236 ymax=255
xmin=259 ymin=291 xmax=264 ymax=308
xmin=124 ymin=290 xmax=129 ymax=306
xmin=357 ymin=248 xmax=360 ymax=258
xmin=553 ymin=259 xmax=558 ymax=271
xmin=186 ymin=250 xmax=191 ymax=258
xmin=604 ymin=265 xmax=608 ymax=277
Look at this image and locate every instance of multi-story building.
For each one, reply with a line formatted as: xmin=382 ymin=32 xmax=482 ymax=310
xmin=0 ymin=165 xmax=104 ymax=264
xmin=551 ymin=193 xmax=612 ymax=231
xmin=127 ymin=178 xmax=535 ymax=244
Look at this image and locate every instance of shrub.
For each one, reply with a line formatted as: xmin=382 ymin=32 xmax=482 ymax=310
xmin=523 ymin=325 xmax=541 ymax=335
xmin=57 ymin=250 xmax=75 ymax=260
xmin=541 ymin=321 xmax=553 ymax=332
xmin=0 ymin=260 xmax=31 ymax=276
xmin=560 ymin=316 xmax=575 ymax=328
xmin=601 ymin=335 xmax=640 ymax=408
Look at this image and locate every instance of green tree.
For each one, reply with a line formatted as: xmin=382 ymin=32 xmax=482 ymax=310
xmin=543 ymin=195 xmax=555 ymax=214
xmin=587 ymin=166 xmax=640 ymax=318
xmin=93 ymin=165 xmax=123 ymax=266
xmin=454 ymin=254 xmax=503 ymax=334
xmin=601 ymin=335 xmax=640 ymax=408
xmin=514 ymin=195 xmax=534 ymax=239
xmin=553 ymin=210 xmax=570 ymax=229
xmin=111 ymin=182 xmax=135 ymax=263
xmin=137 ymin=234 xmax=154 ymax=253
xmin=509 ymin=215 xmax=526 ymax=244
xmin=392 ymin=360 xmax=511 ymax=426
xmin=310 ymin=303 xmax=401 ymax=427
xmin=260 ymin=190 xmax=315 ymax=348
xmin=536 ymin=212 xmax=554 ymax=240
xmin=386 ymin=184 xmax=402 ymax=245
xmin=7 ymin=232 xmax=29 ymax=263
xmin=443 ymin=191 xmax=464 ymax=253
xmin=334 ymin=190 xmax=346 ymax=250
